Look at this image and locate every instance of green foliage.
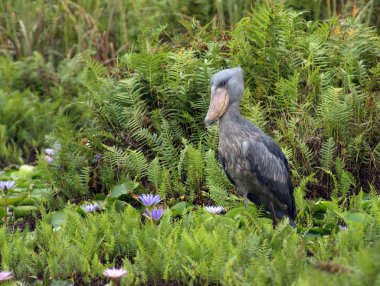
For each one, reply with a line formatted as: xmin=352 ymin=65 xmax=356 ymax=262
xmin=231 ymin=3 xmax=380 ymax=188
xmin=0 ymin=2 xmax=379 ymax=284
xmin=1 ymin=1 xmax=378 ymax=62
xmin=0 ymin=192 xmax=380 ymax=285
xmin=0 ymin=54 xmax=88 ymax=165
xmin=18 ymin=1 xmax=376 ymax=211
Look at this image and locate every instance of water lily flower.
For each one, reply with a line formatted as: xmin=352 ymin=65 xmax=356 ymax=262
xmin=0 ymin=181 xmax=16 ymax=191
xmin=204 ymin=206 xmax=224 ymax=214
xmin=81 ymin=203 xmax=100 ymax=213
xmin=144 ymin=208 xmax=164 ymax=221
xmin=0 ymin=271 xmax=14 ymax=281
xmin=139 ymin=194 xmax=161 ymax=207
xmin=103 ymin=267 xmax=127 ymax=279
xmin=45 ymin=148 xmax=56 ymax=156
xmin=45 ymin=155 xmax=54 ymax=164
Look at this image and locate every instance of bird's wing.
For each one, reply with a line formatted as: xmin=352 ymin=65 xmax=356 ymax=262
xmin=241 ymin=136 xmax=296 ymax=218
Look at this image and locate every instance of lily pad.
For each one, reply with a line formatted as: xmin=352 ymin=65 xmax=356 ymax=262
xmin=19 ymin=165 xmax=35 ymax=178
xmin=225 ymin=205 xmax=257 ymax=219
xmin=93 ymin=193 xmax=106 ymax=200
xmin=46 ymin=211 xmax=68 ymax=228
xmin=171 ymin=201 xmax=194 ymax=216
xmin=304 ymin=227 xmax=332 ymax=239
xmin=219 ymin=216 xmax=237 ymax=226
xmin=0 ymin=193 xmax=28 ymax=206
xmin=31 ymin=188 xmax=51 ymax=200
xmin=345 ymin=212 xmax=372 ymax=225
xmin=14 ymin=206 xmax=38 ymax=218
xmin=109 ymin=181 xmax=139 ymax=198
xmin=312 ymin=200 xmax=332 ymax=212
xmin=18 ymin=197 xmax=36 ymax=206
xmin=103 ymin=197 xmax=128 ymax=211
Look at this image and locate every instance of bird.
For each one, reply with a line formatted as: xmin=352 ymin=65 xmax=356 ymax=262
xmin=204 ymin=67 xmax=296 ymax=227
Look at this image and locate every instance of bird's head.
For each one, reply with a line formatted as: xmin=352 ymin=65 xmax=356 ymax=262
xmin=204 ymin=67 xmax=244 ymax=126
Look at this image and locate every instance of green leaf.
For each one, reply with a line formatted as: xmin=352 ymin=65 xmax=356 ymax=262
xmin=109 ymin=181 xmax=139 ymax=198
xmin=46 ymin=211 xmax=68 ymax=228
xmin=0 ymin=207 xmax=5 ymax=219
xmin=104 ymin=199 xmax=128 ymax=212
xmin=219 ymin=216 xmax=237 ymax=226
xmin=19 ymin=165 xmax=35 ymax=178
xmin=18 ymin=198 xmax=36 ymax=206
xmin=225 ymin=205 xmax=257 ymax=219
xmin=312 ymin=200 xmax=331 ymax=212
xmin=0 ymin=193 xmax=28 ymax=206
xmin=13 ymin=206 xmax=38 ymax=218
xmin=345 ymin=212 xmax=371 ymax=225
xmin=93 ymin=194 xmax=106 ymax=200
xmin=171 ymin=201 xmax=193 ymax=216
xmin=31 ymin=188 xmax=51 ymax=200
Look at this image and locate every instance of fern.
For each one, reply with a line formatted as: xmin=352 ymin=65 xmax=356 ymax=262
xmin=125 ymin=149 xmax=148 ymax=181
xmin=185 ymin=143 xmax=204 ymax=193
xmin=204 ymin=149 xmax=234 ymax=207
xmin=297 ymin=139 xmax=314 ymax=170
xmin=320 ymin=137 xmax=336 ymax=170
xmin=317 ymin=87 xmax=354 ymax=140
xmin=148 ymin=157 xmax=161 ymax=190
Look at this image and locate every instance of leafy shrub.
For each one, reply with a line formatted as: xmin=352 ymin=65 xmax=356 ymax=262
xmin=0 ymin=53 xmax=88 ymax=165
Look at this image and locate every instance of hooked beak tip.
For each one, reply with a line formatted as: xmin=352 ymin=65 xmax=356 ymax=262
xmin=204 ymin=119 xmax=214 ymax=127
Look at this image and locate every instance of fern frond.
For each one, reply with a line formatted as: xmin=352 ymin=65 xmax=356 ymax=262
xmin=320 ymin=137 xmax=336 ymax=170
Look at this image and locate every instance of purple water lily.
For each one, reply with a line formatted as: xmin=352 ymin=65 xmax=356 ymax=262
xmin=204 ymin=206 xmax=224 ymax=214
xmin=45 ymin=155 xmax=54 ymax=164
xmin=144 ymin=208 xmax=164 ymax=221
xmin=0 ymin=181 xmax=16 ymax=191
xmin=0 ymin=271 xmax=14 ymax=281
xmin=81 ymin=203 xmax=100 ymax=213
xmin=103 ymin=267 xmax=127 ymax=279
xmin=45 ymin=148 xmax=56 ymax=156
xmin=139 ymin=194 xmax=162 ymax=207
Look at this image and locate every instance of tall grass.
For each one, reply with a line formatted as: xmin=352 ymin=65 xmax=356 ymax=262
xmin=0 ymin=0 xmax=378 ymax=62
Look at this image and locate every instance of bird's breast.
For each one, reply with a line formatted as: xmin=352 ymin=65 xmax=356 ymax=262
xmin=218 ymin=133 xmax=251 ymax=180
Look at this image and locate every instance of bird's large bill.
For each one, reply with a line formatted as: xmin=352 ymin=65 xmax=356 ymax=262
xmin=204 ymin=86 xmax=229 ymax=126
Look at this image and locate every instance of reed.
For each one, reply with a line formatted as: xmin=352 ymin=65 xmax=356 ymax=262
xmin=0 ymin=0 xmax=378 ymax=61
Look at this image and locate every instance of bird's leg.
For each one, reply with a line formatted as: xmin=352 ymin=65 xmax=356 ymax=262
xmin=244 ymin=194 xmax=249 ymax=209
xmin=269 ymin=201 xmax=278 ymax=228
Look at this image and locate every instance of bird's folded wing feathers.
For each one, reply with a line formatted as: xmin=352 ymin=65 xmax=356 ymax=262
xmin=241 ymin=138 xmax=293 ymax=206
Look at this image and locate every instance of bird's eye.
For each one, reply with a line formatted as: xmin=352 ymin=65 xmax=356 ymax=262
xmin=218 ymin=81 xmax=226 ymax=88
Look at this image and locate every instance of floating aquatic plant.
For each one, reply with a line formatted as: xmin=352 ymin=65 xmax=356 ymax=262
xmin=204 ymin=206 xmax=224 ymax=214
xmin=0 ymin=181 xmax=16 ymax=224
xmin=139 ymin=194 xmax=162 ymax=208
xmin=0 ymin=271 xmax=14 ymax=281
xmin=144 ymin=208 xmax=165 ymax=221
xmin=0 ymin=181 xmax=16 ymax=191
xmin=81 ymin=203 xmax=100 ymax=213
xmin=45 ymin=148 xmax=56 ymax=155
xmin=103 ymin=267 xmax=127 ymax=286
xmin=45 ymin=155 xmax=54 ymax=164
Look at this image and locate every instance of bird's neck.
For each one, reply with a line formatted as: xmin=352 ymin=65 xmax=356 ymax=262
xmin=219 ymin=101 xmax=242 ymax=127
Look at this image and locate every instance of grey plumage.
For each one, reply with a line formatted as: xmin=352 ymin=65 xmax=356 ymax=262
xmin=205 ymin=67 xmax=296 ymax=226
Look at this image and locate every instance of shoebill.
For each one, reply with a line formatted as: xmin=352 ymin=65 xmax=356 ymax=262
xmin=204 ymin=67 xmax=296 ymax=227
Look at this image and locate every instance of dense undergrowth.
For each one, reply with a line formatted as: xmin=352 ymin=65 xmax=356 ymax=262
xmin=2 ymin=197 xmax=380 ymax=285
xmin=0 ymin=0 xmax=380 ymax=285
